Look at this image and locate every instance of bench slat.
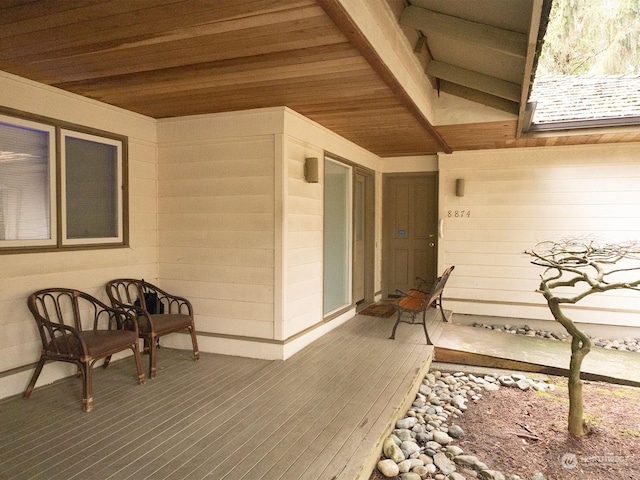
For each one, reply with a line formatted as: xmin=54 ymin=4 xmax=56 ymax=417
xmin=389 ymin=266 xmax=455 ymax=345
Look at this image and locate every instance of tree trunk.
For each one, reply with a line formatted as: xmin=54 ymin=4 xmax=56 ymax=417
xmin=568 ymin=334 xmax=591 ymax=435
xmin=547 ymin=298 xmax=592 ymax=436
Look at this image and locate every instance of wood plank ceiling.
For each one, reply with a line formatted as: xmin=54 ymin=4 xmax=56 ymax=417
xmin=0 ymin=0 xmax=638 ymax=157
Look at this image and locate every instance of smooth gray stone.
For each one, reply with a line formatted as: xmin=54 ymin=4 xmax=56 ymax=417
xmin=433 ymin=452 xmax=456 ymax=475
xmin=383 ymin=437 xmax=405 ymax=463
xmin=478 ymin=470 xmax=506 ymax=480
xmin=377 ymin=459 xmax=399 ymax=477
xmin=432 ymin=430 xmax=453 ymax=445
xmin=448 ymin=424 xmax=464 ymax=438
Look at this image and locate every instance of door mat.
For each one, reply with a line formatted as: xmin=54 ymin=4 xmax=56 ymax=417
xmin=358 ymin=303 xmax=397 ymax=318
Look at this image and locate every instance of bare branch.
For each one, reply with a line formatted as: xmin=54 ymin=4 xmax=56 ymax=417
xmin=526 ymin=238 xmax=640 ymax=304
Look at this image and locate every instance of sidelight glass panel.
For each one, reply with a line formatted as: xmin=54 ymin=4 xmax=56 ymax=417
xmin=323 ymin=158 xmax=352 ymax=315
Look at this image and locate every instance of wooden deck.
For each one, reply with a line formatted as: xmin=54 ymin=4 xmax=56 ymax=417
xmin=0 ymin=312 xmax=437 ymax=480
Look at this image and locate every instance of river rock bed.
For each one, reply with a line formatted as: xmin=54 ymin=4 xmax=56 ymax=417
xmin=376 ymin=370 xmax=553 ymax=480
xmin=471 ymin=322 xmax=640 ymax=353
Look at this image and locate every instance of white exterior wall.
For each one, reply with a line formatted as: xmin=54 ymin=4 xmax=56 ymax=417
xmin=156 ymin=108 xmax=382 ymax=360
xmin=0 ymin=72 xmax=158 ymax=397
xmin=281 ymin=110 xmax=382 ymax=356
xmin=156 ymin=109 xmax=282 ymax=359
xmin=281 ymin=137 xmax=324 ymax=339
xmin=438 ymin=144 xmax=640 ymax=327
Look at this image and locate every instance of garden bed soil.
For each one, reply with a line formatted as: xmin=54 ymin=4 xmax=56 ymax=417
xmin=370 ymin=375 xmax=640 ymax=480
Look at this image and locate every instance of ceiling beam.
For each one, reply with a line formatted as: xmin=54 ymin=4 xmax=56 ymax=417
xmin=439 ymin=80 xmax=519 ymax=115
xmin=427 ymin=61 xmax=521 ymax=103
xmin=400 ymin=5 xmax=527 ymax=59
xmin=317 ymin=0 xmax=452 ymax=154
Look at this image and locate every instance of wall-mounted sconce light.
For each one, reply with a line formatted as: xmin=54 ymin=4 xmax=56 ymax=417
xmin=304 ymin=157 xmax=319 ymax=183
xmin=455 ymin=178 xmax=465 ymax=197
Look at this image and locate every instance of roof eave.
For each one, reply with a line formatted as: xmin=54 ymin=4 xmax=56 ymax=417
xmin=516 ymin=0 xmax=553 ymax=138
xmin=529 ymin=116 xmax=640 ymax=132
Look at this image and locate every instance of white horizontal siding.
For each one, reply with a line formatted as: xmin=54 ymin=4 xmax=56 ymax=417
xmin=439 ymin=143 xmax=640 ymax=326
xmin=160 ymin=279 xmax=274 ymax=304
xmin=157 ymin=127 xmax=277 ymax=340
xmin=195 ymin=298 xmax=274 ymax=323
xmin=160 ymin=246 xmax=274 ymax=268
xmin=160 ymin=255 xmax=274 ymax=284
xmin=159 ymin=195 xmax=274 ymax=214
xmin=283 ymin=137 xmax=324 ymax=338
xmin=159 ymin=230 xmax=273 ymax=249
xmin=195 ymin=315 xmax=275 ymax=339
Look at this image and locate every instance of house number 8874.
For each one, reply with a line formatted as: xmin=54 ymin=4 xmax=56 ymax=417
xmin=448 ymin=210 xmax=471 ymax=218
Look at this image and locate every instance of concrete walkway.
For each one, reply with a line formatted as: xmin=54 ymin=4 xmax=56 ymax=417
xmin=435 ymin=323 xmax=640 ymax=386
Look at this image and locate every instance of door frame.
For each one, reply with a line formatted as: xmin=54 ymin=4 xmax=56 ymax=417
xmin=353 ymin=166 xmax=375 ymax=306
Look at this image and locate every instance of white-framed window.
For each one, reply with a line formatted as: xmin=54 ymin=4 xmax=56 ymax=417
xmin=0 ymin=116 xmax=56 ymax=247
xmin=0 ymin=110 xmax=128 ymax=253
xmin=61 ymin=130 xmax=123 ymax=245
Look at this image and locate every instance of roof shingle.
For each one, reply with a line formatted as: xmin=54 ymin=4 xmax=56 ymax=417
xmin=530 ymin=75 xmax=640 ymax=125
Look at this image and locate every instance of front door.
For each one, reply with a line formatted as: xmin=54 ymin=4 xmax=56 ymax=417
xmin=383 ymin=174 xmax=438 ymax=296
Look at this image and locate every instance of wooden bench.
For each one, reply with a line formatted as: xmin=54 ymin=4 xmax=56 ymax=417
xmin=389 ymin=266 xmax=455 ymax=345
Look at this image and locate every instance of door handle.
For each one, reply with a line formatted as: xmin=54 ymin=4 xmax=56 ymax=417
xmin=438 ymin=218 xmax=444 ymax=239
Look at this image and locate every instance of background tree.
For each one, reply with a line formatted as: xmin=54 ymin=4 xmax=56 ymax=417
xmin=526 ymin=238 xmax=640 ymax=436
xmin=538 ymin=0 xmax=640 ymax=75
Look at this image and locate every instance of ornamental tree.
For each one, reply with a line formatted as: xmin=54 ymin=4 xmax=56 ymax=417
xmin=525 ymin=238 xmax=640 ymax=436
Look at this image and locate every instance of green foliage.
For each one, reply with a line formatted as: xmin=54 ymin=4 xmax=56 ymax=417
xmin=619 ymin=428 xmax=640 ymax=437
xmin=538 ymin=0 xmax=640 ymax=75
xmin=535 ymin=389 xmax=568 ymax=403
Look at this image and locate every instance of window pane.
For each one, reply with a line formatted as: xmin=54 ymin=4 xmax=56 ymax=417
xmin=0 ymin=121 xmax=52 ymax=241
xmin=64 ymin=136 xmax=118 ymax=239
xmin=323 ymin=158 xmax=352 ymax=315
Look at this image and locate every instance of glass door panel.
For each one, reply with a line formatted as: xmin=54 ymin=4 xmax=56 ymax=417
xmin=323 ymin=158 xmax=352 ymax=315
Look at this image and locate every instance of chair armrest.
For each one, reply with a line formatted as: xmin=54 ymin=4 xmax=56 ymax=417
xmin=41 ymin=321 xmax=90 ymax=357
xmin=77 ymin=292 xmax=140 ymax=335
xmin=141 ymin=282 xmax=193 ymax=316
xmin=111 ymin=300 xmax=146 ymax=318
xmin=103 ymin=306 xmax=139 ymax=334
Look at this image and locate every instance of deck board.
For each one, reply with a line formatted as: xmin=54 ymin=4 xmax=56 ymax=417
xmin=0 ymin=313 xmax=435 ymax=480
xmin=148 ymin=324 xmax=373 ymax=480
xmin=247 ymin=327 xmax=414 ymax=480
xmin=186 ymin=319 xmax=384 ymax=480
xmin=63 ymin=356 xmax=268 ymax=480
xmin=291 ymin=344 xmax=427 ymax=480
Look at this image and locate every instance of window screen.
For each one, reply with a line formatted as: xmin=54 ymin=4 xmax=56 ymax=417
xmin=64 ymin=136 xmax=119 ymax=240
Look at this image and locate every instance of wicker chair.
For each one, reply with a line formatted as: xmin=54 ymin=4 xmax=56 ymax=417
xmin=24 ymin=288 xmax=145 ymax=412
xmin=105 ymin=279 xmax=199 ymax=378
